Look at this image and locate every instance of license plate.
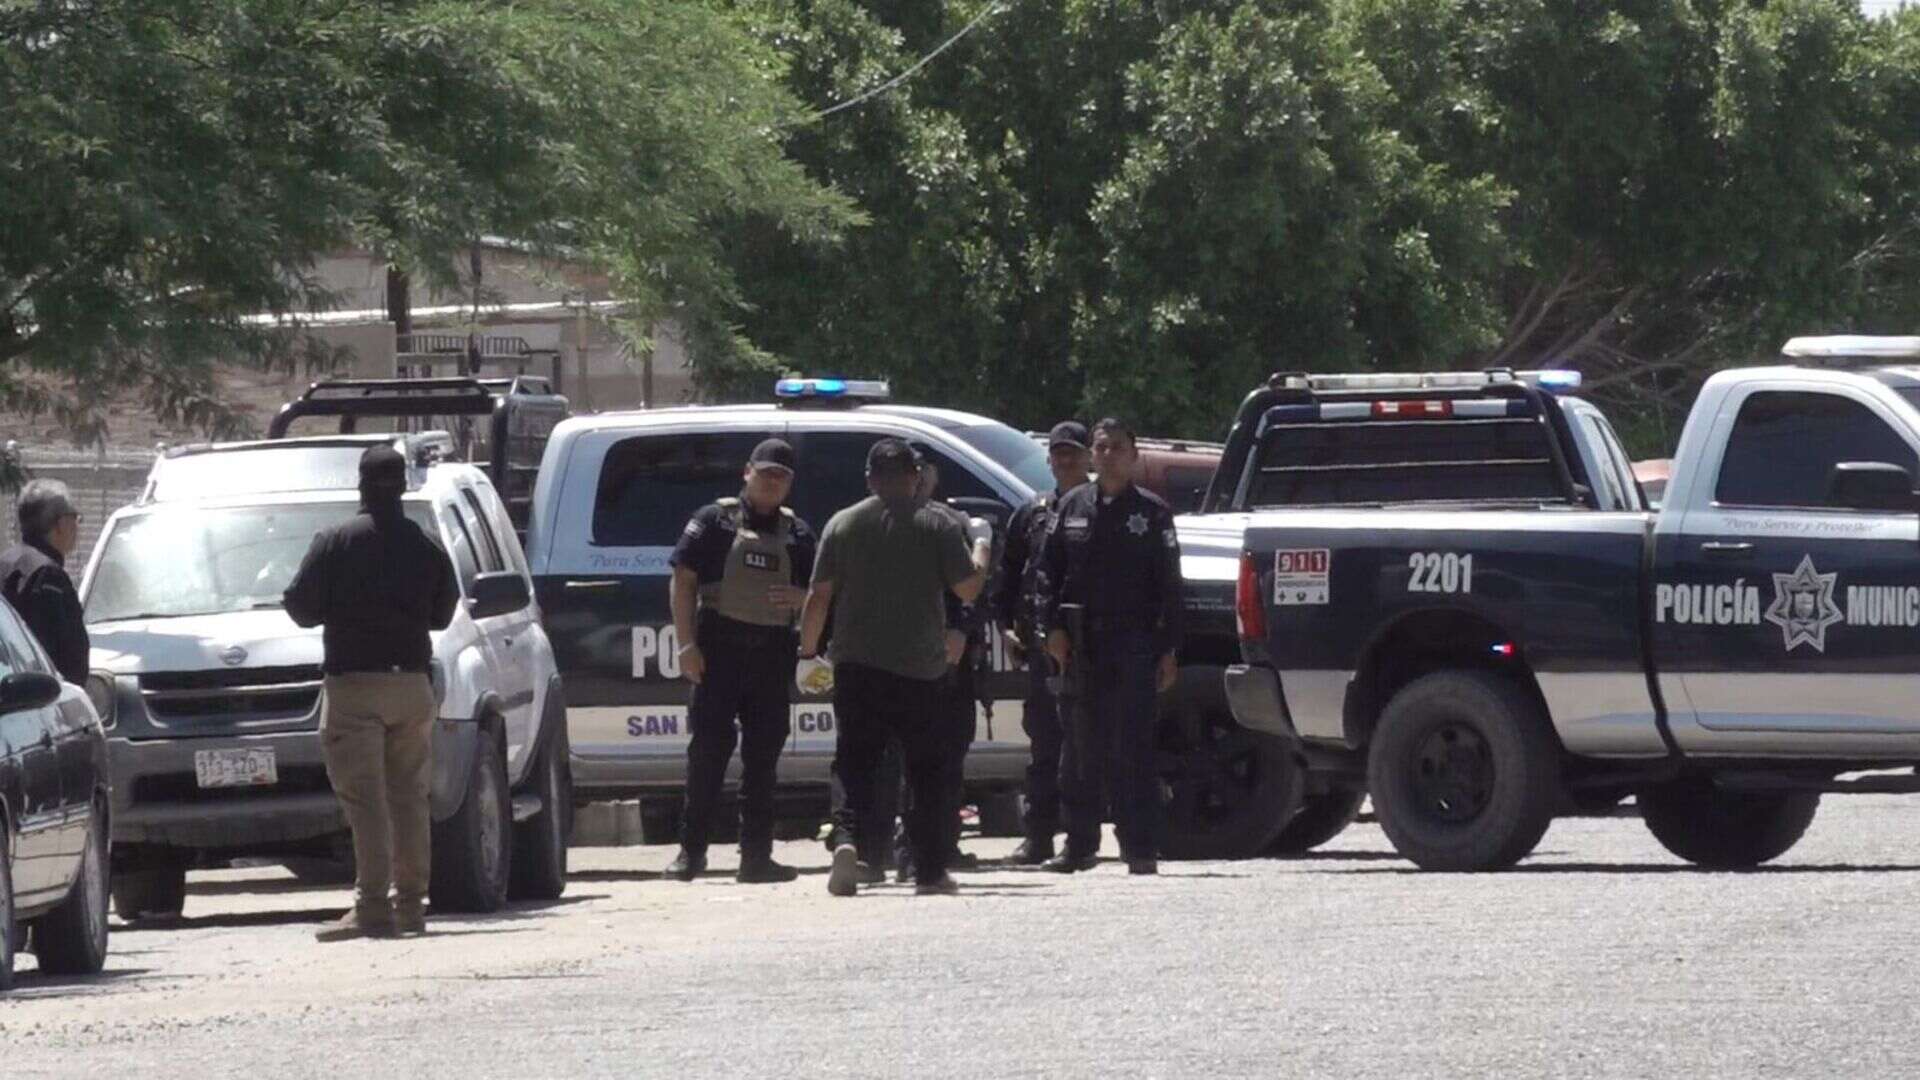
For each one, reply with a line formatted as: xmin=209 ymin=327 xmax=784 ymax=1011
xmin=194 ymin=748 xmax=278 ymax=789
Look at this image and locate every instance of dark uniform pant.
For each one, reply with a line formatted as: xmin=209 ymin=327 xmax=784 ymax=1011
xmin=827 ymin=663 xmax=953 ymax=885
xmin=680 ymin=629 xmax=796 ymax=857
xmin=1021 ymin=659 xmax=1065 ymax=840
xmin=890 ymin=657 xmax=975 ymax=867
xmin=1061 ymin=626 xmax=1161 ymax=860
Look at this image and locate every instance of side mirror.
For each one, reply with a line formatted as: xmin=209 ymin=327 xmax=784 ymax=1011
xmin=947 ymin=497 xmax=1011 ymax=529
xmin=467 ymin=571 xmax=532 ymax=620
xmin=1826 ymin=462 xmax=1920 ymax=512
xmin=0 ymin=671 xmax=63 ymax=715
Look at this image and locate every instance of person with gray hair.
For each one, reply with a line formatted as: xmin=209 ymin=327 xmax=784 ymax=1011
xmin=0 ymin=479 xmax=89 ymax=683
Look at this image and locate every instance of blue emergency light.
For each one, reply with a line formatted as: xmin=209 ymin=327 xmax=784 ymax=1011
xmin=1535 ymin=370 xmax=1583 ymax=391
xmin=774 ymin=377 xmax=891 ymax=402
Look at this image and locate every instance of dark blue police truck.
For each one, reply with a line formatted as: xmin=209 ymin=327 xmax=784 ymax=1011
xmin=1227 ymin=337 xmax=1920 ymax=870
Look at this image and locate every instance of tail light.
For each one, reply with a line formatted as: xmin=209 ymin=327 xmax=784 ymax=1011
xmin=1235 ymin=553 xmax=1267 ymax=642
xmin=1372 ymin=399 xmax=1452 ymax=418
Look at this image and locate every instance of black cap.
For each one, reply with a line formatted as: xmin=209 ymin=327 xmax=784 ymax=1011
xmin=748 ymin=437 xmax=796 ymax=474
xmin=866 ymin=437 xmax=919 ymax=477
xmin=1047 ymin=421 xmax=1090 ymax=451
xmin=359 ymin=445 xmax=407 ymax=492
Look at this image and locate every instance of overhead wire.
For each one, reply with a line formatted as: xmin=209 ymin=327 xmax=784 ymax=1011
xmin=810 ymin=2 xmax=1006 ymax=121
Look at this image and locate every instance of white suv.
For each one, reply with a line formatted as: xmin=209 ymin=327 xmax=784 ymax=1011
xmin=79 ymin=435 xmax=571 ymax=918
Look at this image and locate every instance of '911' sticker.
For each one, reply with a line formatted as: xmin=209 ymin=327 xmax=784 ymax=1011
xmin=1273 ymin=549 xmax=1330 ymax=605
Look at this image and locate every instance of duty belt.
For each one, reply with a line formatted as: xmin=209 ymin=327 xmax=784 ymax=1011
xmin=698 ymin=611 xmax=795 ymax=649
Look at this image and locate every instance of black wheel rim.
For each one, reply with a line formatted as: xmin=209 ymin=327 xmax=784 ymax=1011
xmin=1159 ymin=702 xmax=1266 ymax=832
xmin=1409 ymin=721 xmax=1494 ymax=824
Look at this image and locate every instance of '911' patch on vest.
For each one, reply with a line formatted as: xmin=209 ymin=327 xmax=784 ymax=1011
xmin=698 ymin=498 xmax=794 ymax=628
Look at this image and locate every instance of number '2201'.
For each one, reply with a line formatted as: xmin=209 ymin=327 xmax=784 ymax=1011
xmin=1407 ymin=552 xmax=1473 ymax=594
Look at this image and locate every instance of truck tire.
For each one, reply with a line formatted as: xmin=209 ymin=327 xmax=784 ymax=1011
xmin=1158 ymin=665 xmax=1301 ymax=860
xmin=1639 ymin=779 xmax=1819 ymax=868
xmin=1367 ymin=671 xmax=1559 ymax=871
xmin=509 ymin=721 xmax=572 ymax=902
xmin=33 ymin=807 xmax=110 ymax=976
xmin=1 ymin=828 xmax=15 ymax=993
xmin=431 ymin=728 xmax=513 ymax=913
xmin=1267 ymin=789 xmax=1367 ymax=855
xmin=111 ymin=863 xmax=188 ymax=921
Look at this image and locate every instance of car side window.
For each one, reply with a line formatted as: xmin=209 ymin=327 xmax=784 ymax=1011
xmin=458 ymin=489 xmax=508 ymax=574
xmin=791 ymin=432 xmax=999 ymax=531
xmin=592 ymin=432 xmax=770 ymax=547
xmin=1715 ymin=391 xmax=1918 ymax=509
xmin=1580 ymin=416 xmax=1628 ymax=511
xmin=0 ymin=603 xmax=38 ymax=678
xmin=440 ymin=503 xmax=483 ymax=592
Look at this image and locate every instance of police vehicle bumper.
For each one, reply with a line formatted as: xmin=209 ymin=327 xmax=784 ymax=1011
xmin=1224 ymin=664 xmax=1299 ymax=741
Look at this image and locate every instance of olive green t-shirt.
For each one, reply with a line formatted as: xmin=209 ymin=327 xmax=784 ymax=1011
xmin=812 ymin=494 xmax=976 ymax=681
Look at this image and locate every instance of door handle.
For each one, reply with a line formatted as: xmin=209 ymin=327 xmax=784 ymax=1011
xmin=1700 ymin=542 xmax=1754 ymax=559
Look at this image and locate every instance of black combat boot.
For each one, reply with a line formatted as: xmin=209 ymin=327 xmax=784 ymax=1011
xmin=665 ymin=848 xmax=706 ymax=882
xmin=1008 ymin=835 xmax=1055 ymax=865
xmin=736 ymin=850 xmax=799 ymax=884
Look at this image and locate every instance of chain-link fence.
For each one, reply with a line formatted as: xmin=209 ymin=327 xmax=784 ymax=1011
xmin=1 ymin=444 xmax=155 ymax=569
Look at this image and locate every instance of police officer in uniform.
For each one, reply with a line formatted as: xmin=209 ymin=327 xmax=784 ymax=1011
xmin=1037 ymin=418 xmax=1182 ymax=875
xmin=994 ymin=421 xmax=1092 ymax=865
xmin=666 ymin=438 xmax=817 ymax=884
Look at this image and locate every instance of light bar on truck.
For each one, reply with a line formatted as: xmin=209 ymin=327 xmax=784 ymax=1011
xmin=773 ymin=377 xmax=892 ymax=402
xmin=1274 ymin=369 xmax=1582 ymax=393
xmin=1781 ymin=336 xmax=1920 ymax=362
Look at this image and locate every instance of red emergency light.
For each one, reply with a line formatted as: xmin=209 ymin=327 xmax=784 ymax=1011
xmin=1371 ymin=399 xmax=1453 ymax=418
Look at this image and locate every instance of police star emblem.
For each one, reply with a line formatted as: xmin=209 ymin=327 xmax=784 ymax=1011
xmin=1127 ymin=512 xmax=1149 ymax=536
xmin=1763 ymin=554 xmax=1843 ymax=653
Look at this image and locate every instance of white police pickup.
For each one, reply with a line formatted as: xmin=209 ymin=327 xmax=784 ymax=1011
xmin=1229 ymin=338 xmax=1920 ymax=871
xmin=525 ymin=378 xmax=1046 ymax=835
xmin=81 ymin=434 xmax=571 ymax=917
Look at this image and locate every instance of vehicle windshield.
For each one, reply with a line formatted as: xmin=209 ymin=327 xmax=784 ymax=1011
xmin=950 ymin=422 xmax=1051 ymax=496
xmin=84 ymin=501 xmax=436 ymax=624
xmin=149 ymin=445 xmax=391 ymax=503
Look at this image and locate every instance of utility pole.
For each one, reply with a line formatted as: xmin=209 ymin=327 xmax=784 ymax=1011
xmin=386 ymin=266 xmax=412 ymax=379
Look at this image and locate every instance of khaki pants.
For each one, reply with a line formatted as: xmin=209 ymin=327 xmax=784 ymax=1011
xmin=321 ymin=673 xmax=435 ymax=919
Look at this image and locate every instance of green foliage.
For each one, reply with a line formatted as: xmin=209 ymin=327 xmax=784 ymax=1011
xmin=720 ymin=0 xmax=1920 ymax=452
xmin=0 ymin=0 xmax=856 ymax=442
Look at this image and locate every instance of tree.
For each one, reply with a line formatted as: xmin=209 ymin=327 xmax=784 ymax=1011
xmin=0 ymin=0 xmax=856 ymax=442
xmin=722 ymin=0 xmax=1920 ymax=451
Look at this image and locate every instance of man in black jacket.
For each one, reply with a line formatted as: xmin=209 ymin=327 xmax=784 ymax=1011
xmin=284 ymin=446 xmax=459 ymax=941
xmin=0 ymin=480 xmax=89 ymax=684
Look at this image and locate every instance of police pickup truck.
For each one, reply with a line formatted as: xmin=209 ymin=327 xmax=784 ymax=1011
xmin=1169 ymin=365 xmax=1642 ymax=858
xmin=526 ymin=378 xmax=1050 ymax=838
xmin=1227 ymin=337 xmax=1920 ymax=871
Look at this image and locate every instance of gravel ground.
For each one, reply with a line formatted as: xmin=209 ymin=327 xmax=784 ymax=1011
xmin=7 ymin=798 xmax=1920 ymax=1078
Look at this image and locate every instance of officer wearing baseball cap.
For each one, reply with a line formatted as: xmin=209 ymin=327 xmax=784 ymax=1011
xmin=1036 ymin=418 xmax=1182 ymax=875
xmin=992 ymin=420 xmax=1092 ymax=864
xmin=664 ymin=438 xmax=817 ymax=884
xmin=285 ymin=444 xmax=459 ymax=940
